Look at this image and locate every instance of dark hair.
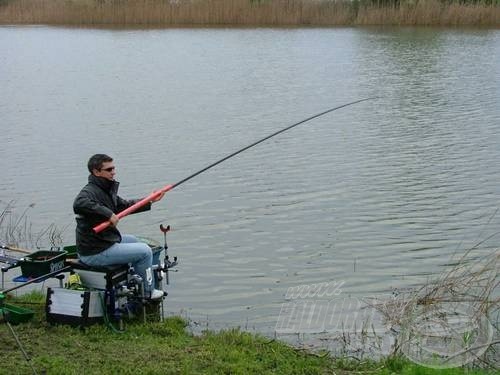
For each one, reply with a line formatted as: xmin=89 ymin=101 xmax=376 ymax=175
xmin=87 ymin=154 xmax=113 ymax=173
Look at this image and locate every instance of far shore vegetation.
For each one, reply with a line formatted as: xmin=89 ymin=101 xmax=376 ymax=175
xmin=0 ymin=0 xmax=499 ymax=27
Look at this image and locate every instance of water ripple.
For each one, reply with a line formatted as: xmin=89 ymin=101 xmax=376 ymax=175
xmin=1 ymin=26 xmax=499 ymax=333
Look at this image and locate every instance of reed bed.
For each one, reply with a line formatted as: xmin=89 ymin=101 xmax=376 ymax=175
xmin=0 ymin=0 xmax=499 ymax=27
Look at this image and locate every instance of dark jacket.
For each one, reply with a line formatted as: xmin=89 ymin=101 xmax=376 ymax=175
xmin=73 ymin=174 xmax=151 ymax=256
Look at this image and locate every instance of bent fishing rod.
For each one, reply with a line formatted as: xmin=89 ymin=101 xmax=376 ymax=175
xmin=94 ymin=97 xmax=375 ymax=233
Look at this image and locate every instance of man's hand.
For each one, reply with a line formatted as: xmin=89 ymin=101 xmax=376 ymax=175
xmin=150 ymin=190 xmax=166 ymax=203
xmin=109 ymin=213 xmax=119 ymax=227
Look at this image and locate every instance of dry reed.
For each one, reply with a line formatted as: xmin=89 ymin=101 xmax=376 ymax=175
xmin=365 ymin=247 xmax=499 ymax=368
xmin=0 ymin=0 xmax=499 ymax=27
xmin=0 ymin=201 xmax=64 ymax=250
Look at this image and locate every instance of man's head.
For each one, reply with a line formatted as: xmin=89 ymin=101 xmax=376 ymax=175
xmin=88 ymin=154 xmax=116 ymax=180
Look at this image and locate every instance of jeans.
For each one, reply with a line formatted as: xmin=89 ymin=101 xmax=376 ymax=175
xmin=79 ymin=234 xmax=156 ymax=292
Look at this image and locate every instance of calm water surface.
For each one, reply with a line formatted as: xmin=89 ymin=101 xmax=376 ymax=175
xmin=1 ymin=26 xmax=499 ymax=335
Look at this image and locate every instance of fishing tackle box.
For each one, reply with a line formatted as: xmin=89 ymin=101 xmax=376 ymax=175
xmin=18 ymin=250 xmax=66 ymax=278
xmin=45 ymin=287 xmax=104 ymax=327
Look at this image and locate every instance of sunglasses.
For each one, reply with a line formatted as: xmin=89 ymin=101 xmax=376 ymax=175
xmin=101 ymin=166 xmax=115 ymax=172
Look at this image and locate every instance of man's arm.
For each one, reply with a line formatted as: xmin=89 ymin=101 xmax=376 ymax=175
xmin=74 ymin=190 xmax=114 ymax=219
xmin=116 ymin=196 xmax=152 ymax=214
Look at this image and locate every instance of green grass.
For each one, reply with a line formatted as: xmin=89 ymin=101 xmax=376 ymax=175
xmin=0 ymin=292 xmax=496 ymax=374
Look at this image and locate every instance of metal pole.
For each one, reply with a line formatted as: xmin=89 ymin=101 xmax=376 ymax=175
xmin=0 ymin=266 xmax=72 ymax=294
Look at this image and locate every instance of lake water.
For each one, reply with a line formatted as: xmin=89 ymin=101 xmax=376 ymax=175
xmin=1 ymin=26 xmax=499 ymax=338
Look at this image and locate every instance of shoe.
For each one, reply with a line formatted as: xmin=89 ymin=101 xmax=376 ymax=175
xmin=149 ymin=289 xmax=164 ymax=300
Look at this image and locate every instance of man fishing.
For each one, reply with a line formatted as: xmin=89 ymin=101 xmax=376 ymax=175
xmin=73 ymin=154 xmax=165 ymax=300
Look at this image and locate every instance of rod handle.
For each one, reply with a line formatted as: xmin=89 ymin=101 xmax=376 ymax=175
xmin=93 ymin=184 xmax=173 ymax=233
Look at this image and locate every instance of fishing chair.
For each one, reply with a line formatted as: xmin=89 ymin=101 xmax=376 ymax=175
xmin=46 ymin=226 xmax=176 ymax=328
xmin=46 ymin=258 xmax=165 ymax=328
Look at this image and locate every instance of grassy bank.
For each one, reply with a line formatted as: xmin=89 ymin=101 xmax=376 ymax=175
xmin=0 ymin=0 xmax=499 ymax=27
xmin=0 ymin=292 xmax=496 ymax=375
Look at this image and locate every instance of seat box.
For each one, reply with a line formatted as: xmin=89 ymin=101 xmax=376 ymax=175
xmin=46 ymin=287 xmax=104 ymax=327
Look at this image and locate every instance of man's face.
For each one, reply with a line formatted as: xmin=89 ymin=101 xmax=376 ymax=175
xmin=93 ymin=161 xmax=116 ymax=181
